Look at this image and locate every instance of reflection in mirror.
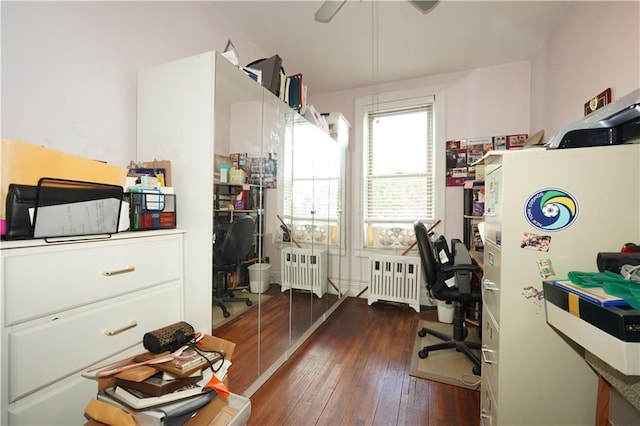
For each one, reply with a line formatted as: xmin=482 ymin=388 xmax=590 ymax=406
xmin=138 ymin=51 xmax=349 ymax=398
xmin=281 ymin=117 xmax=312 ymax=344
xmin=210 ymin=51 xmax=349 ymax=396
xmin=257 ymin=97 xmax=294 ymax=377
xmin=324 ymin=113 xmax=350 ymax=311
xmin=210 ymin=53 xmax=265 ymax=394
xmin=212 ymin=89 xmax=298 ymax=392
xmin=281 ymin=115 xmax=348 ymax=336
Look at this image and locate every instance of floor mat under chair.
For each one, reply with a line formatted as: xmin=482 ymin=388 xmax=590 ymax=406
xmin=409 ymin=319 xmax=482 ymax=390
xmin=211 ymin=291 xmax=271 ymax=329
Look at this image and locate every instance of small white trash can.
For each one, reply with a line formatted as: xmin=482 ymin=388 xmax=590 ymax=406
xmin=436 ymin=300 xmax=454 ymax=324
xmin=248 ymin=263 xmax=272 ymax=294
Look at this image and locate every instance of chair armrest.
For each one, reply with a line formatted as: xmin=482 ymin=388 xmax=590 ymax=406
xmin=440 ymin=264 xmax=479 ymax=274
xmin=440 ymin=264 xmax=479 ymax=295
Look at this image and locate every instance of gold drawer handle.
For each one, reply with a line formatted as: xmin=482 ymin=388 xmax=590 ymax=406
xmin=104 ymin=320 xmax=138 ymax=336
xmin=101 ymin=266 xmax=135 ymax=276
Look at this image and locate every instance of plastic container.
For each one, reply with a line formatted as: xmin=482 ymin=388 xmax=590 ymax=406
xmin=220 ymin=164 xmax=229 ymax=183
xmin=128 ymin=192 xmax=176 ymax=230
xmin=229 ymin=169 xmax=246 ymax=185
xmin=248 ymin=263 xmax=272 ymax=294
xmin=437 ymin=300 xmax=454 ymax=323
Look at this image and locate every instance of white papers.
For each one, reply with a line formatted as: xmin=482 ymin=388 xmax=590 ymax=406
xmin=213 ymin=359 xmax=232 ymax=381
xmin=477 ymin=221 xmax=486 ymax=245
xmin=118 ymin=201 xmax=130 ymax=232
xmin=221 ymin=50 xmax=239 ymax=66
xmin=33 ymin=198 xmax=121 ymax=238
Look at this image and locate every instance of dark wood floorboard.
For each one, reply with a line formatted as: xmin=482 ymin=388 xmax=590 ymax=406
xmin=247 ymin=297 xmax=481 ymax=426
xmin=213 ymin=286 xmax=339 ymax=393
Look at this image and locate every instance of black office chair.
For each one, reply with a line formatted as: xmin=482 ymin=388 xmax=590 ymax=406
xmin=414 ymin=221 xmax=482 ymax=376
xmin=213 ymin=215 xmax=255 ymax=318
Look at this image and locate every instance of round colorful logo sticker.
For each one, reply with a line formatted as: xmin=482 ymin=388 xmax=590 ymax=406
xmin=524 ymin=188 xmax=578 ymax=231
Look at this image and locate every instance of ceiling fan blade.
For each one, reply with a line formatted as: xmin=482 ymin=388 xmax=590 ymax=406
xmin=314 ymin=0 xmax=347 ymax=23
xmin=409 ymin=0 xmax=440 ymax=14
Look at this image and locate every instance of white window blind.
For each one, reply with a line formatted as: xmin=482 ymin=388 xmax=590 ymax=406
xmin=282 ymin=119 xmax=343 ymax=247
xmin=365 ymin=103 xmax=435 ymax=227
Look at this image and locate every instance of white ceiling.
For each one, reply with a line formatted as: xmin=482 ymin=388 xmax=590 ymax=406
xmin=213 ymin=1 xmax=571 ymax=96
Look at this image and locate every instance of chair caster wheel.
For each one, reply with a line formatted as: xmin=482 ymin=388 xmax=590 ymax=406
xmin=418 ymin=328 xmax=427 ymax=338
xmin=246 ymin=300 xmax=253 ymax=306
xmin=223 ymin=310 xmax=231 ymax=318
xmin=418 ymin=349 xmax=429 ymax=359
xmin=473 ymin=366 xmax=481 ymax=376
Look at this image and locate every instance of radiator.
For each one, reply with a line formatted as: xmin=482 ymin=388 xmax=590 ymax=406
xmin=281 ymin=247 xmax=327 ymax=298
xmin=368 ymin=255 xmax=421 ymax=312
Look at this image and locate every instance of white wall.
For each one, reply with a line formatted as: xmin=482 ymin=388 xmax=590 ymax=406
xmin=3 ymin=1 xmax=638 ymax=294
xmin=311 ymin=60 xmax=531 ymax=289
xmin=530 ymin=1 xmax=640 ymax=140
xmin=1 ymin=1 xmax=266 ymax=166
xmin=309 ymin=0 xmax=640 ymax=293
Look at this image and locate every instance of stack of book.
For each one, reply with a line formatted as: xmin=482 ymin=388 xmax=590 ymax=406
xmin=95 ymin=348 xmax=232 ymax=424
xmin=108 ymin=371 xmax=207 ymax=410
xmin=98 ymin=374 xmax=217 ymax=425
xmin=133 ymin=346 xmax=225 ymax=378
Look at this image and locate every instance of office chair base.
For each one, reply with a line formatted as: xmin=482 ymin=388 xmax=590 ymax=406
xmin=215 ymin=301 xmax=231 ymax=318
xmin=214 ymin=293 xmax=253 ymax=319
xmin=418 ymin=326 xmax=468 ymax=341
xmin=418 ymin=324 xmax=482 ymax=376
xmin=223 ymin=291 xmax=253 ymax=306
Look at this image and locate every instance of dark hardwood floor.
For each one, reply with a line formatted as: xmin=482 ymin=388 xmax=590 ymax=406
xmin=213 ymin=286 xmax=339 ymax=393
xmin=245 ymin=297 xmax=481 ymax=425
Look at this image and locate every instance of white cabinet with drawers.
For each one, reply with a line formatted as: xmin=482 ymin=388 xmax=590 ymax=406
xmin=0 ymin=229 xmax=185 ymax=425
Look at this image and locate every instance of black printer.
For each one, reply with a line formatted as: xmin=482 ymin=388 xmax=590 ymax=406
xmin=547 ymin=88 xmax=640 ymax=149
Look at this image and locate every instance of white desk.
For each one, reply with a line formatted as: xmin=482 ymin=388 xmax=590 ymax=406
xmin=545 ymin=301 xmax=640 ymax=423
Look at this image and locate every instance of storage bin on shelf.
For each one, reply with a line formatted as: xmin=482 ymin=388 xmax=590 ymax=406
xmin=128 ymin=189 xmax=176 ymax=230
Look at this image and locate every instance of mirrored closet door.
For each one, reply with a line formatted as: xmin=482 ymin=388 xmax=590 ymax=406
xmin=138 ymin=51 xmax=348 ymax=396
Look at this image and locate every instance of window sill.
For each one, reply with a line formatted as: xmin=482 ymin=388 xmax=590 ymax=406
xmin=355 ymin=247 xmax=420 ymax=258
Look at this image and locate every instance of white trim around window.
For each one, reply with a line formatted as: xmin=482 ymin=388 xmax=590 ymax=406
xmin=354 ymin=85 xmax=446 ymax=256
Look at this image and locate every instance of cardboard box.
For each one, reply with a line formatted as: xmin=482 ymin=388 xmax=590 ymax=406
xmin=85 ymin=393 xmax=250 ymax=426
xmin=1 ymin=139 xmax=128 ymax=221
xmin=138 ymin=160 xmax=172 ymax=186
xmin=184 ymin=392 xmax=250 ymax=426
xmin=214 ymin=155 xmax=232 ymax=173
xmin=88 ymin=334 xmax=240 ymax=425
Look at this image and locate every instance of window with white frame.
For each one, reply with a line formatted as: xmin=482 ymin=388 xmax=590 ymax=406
xmin=357 ymin=87 xmax=445 ymax=249
xmin=281 ymin=117 xmax=345 ymax=249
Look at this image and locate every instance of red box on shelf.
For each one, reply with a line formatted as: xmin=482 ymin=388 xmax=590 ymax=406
xmin=506 ymin=134 xmax=528 ymax=149
xmin=128 ymin=191 xmax=176 ymax=230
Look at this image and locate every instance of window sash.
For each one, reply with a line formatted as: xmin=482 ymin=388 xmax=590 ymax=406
xmin=286 ymin=178 xmax=340 ymax=221
xmin=281 ymin=120 xmax=343 ymax=247
xmin=364 ymin=104 xmax=435 ymax=226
